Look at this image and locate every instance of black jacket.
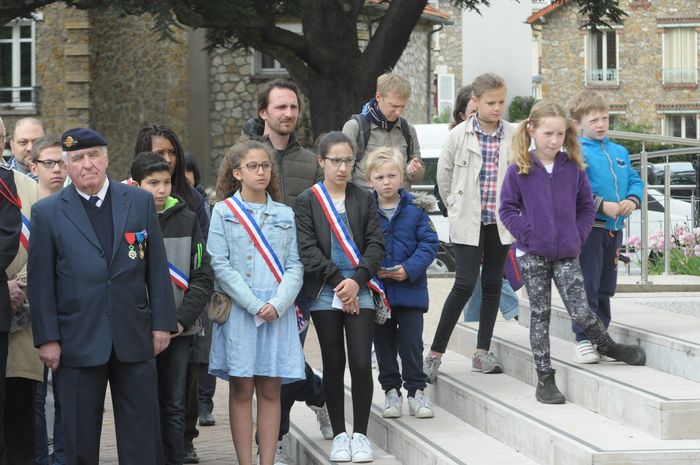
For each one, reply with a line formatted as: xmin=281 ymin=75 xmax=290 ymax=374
xmin=0 ymin=167 xmax=21 ymax=332
xmin=294 ymin=182 xmax=385 ymax=300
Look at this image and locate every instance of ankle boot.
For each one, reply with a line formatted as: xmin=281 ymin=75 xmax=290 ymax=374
xmin=605 ymin=343 xmax=646 ymax=366
xmin=536 ymin=371 xmax=566 ymax=404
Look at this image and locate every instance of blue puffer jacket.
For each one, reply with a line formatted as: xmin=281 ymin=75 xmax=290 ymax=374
xmin=580 ymin=136 xmax=644 ymax=231
xmin=374 ymin=189 xmax=439 ymax=312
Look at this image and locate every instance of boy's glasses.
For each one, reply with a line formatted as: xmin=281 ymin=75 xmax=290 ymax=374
xmin=238 ymin=162 xmax=272 ymax=172
xmin=323 ymin=157 xmax=355 ymax=167
xmin=35 ymin=159 xmax=66 ymax=169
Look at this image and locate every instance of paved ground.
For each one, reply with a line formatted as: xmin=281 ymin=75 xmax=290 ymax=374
xmin=95 ymin=273 xmax=700 ymax=463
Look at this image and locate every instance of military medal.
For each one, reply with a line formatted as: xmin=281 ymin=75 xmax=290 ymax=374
xmin=136 ymin=230 xmax=146 ymax=260
xmin=125 ymin=232 xmax=137 ymax=260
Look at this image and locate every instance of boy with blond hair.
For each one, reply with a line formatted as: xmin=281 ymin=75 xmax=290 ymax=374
xmin=567 ymin=90 xmax=644 ymax=364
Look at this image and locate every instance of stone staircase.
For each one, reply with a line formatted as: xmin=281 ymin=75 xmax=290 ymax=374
xmin=287 ymin=289 xmax=700 ymax=464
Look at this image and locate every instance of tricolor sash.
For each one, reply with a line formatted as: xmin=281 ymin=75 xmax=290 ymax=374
xmin=222 ymin=195 xmax=308 ymax=332
xmin=310 ymin=182 xmax=391 ymax=317
xmin=169 ymin=262 xmax=189 ymax=291
xmin=20 ymin=213 xmax=30 ymax=251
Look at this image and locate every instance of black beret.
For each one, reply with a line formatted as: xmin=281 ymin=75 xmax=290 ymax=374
xmin=61 ymin=128 xmax=108 ymax=152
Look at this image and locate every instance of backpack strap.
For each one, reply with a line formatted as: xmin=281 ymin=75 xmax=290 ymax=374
xmin=396 ymin=117 xmax=413 ymax=160
xmin=352 ymin=114 xmax=371 ymax=161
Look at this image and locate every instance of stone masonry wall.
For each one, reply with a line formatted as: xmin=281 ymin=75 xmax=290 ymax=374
xmin=540 ymin=0 xmax=699 ymax=133
xmin=2 ymin=4 xmax=91 ymax=141
xmin=432 ymin=2 xmax=463 ymax=108
xmin=89 ymin=11 xmax=190 ymax=180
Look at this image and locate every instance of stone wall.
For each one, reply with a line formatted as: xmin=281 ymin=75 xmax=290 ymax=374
xmin=539 ymin=0 xmax=700 ymax=133
xmin=432 ymin=2 xmax=463 ymax=104
xmin=89 ymin=11 xmax=190 ymax=179
xmin=2 ymin=4 xmax=91 ymax=142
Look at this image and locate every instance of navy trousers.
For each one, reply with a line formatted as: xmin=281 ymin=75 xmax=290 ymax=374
xmin=573 ymin=228 xmax=622 ymax=342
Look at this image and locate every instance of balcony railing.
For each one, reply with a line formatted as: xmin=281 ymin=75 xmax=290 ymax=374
xmin=0 ymin=86 xmax=36 ymax=107
xmin=587 ymin=68 xmax=618 ymax=83
xmin=662 ymin=68 xmax=699 ymax=84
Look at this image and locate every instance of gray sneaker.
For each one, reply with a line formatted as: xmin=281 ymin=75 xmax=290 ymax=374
xmin=382 ymin=388 xmax=403 ymax=418
xmin=408 ymin=390 xmax=434 ymax=418
xmin=308 ymin=403 xmax=333 ymax=440
xmin=471 ymin=351 xmax=503 ymax=374
xmin=423 ymin=355 xmax=441 ymax=384
xmin=273 ymin=440 xmax=288 ymax=465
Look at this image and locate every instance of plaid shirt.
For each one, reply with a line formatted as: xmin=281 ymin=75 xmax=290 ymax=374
xmin=473 ymin=117 xmax=504 ymax=225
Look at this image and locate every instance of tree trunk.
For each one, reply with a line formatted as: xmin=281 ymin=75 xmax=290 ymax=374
xmin=305 ymin=70 xmax=367 ymax=136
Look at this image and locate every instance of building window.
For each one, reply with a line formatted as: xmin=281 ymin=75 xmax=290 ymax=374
xmin=252 ymin=23 xmax=302 ymax=76
xmin=664 ymin=114 xmax=698 ymax=139
xmin=586 ymin=29 xmax=618 ymax=84
xmin=662 ymin=27 xmax=697 ymax=84
xmin=0 ymin=19 xmax=35 ymax=108
xmin=436 ymin=73 xmax=454 ymax=116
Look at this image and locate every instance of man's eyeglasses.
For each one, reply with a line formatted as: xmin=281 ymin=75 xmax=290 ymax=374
xmin=35 ymin=159 xmax=66 ymax=169
xmin=323 ymin=157 xmax=355 ymax=167
xmin=237 ymin=161 xmax=272 ymax=173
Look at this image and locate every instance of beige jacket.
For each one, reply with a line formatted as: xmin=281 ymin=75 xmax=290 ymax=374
xmin=5 ymin=171 xmax=42 ymax=381
xmin=342 ymin=118 xmax=424 ymax=189
xmin=436 ymin=117 xmax=515 ymax=246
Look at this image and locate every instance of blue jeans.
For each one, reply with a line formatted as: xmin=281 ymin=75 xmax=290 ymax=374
xmin=35 ymin=367 xmax=65 ymax=465
xmin=156 ymin=334 xmax=194 ymax=465
xmin=374 ymin=308 xmax=427 ymax=396
xmin=463 ymin=271 xmax=519 ymax=322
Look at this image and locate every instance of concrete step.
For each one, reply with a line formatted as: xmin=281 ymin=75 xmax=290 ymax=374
xmin=339 ymin=370 xmax=542 ymax=465
xmin=286 ymin=401 xmax=400 ymax=465
xmin=428 ymin=350 xmax=700 ymax=465
xmin=517 ymin=296 xmax=700 ymax=383
xmin=448 ymin=321 xmax=700 ymax=439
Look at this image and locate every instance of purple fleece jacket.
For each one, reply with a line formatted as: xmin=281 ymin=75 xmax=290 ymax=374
xmin=499 ymin=152 xmax=595 ymax=261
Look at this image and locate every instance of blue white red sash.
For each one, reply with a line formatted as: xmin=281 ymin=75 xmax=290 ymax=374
xmin=20 ymin=213 xmax=30 ymax=251
xmin=310 ymin=182 xmax=391 ymax=316
xmin=169 ymin=262 xmax=189 ymax=291
xmin=222 ymin=195 xmax=308 ymax=332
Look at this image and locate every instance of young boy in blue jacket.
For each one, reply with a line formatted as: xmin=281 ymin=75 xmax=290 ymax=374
xmin=366 ymin=147 xmax=440 ymax=419
xmin=567 ymin=90 xmax=644 ymax=364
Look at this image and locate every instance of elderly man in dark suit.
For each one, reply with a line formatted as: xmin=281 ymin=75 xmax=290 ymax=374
xmin=28 ymin=128 xmax=177 ymax=465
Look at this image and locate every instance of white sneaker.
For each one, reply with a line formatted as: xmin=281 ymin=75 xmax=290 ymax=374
xmin=408 ymin=390 xmax=434 ymax=418
xmin=309 ymin=403 xmax=334 ymax=439
xmin=329 ymin=432 xmax=352 ymax=462
xmin=382 ymin=388 xmax=402 ymax=418
xmin=350 ymin=432 xmax=373 ymax=463
xmin=574 ymin=340 xmax=600 ymax=364
xmin=273 ymin=440 xmax=287 ymax=465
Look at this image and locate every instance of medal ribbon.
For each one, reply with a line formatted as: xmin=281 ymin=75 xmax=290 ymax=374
xmin=20 ymin=213 xmax=30 ymax=251
xmin=310 ymin=182 xmax=392 ymax=315
xmin=168 ymin=262 xmax=190 ymax=291
xmin=222 ymin=195 xmax=307 ymax=332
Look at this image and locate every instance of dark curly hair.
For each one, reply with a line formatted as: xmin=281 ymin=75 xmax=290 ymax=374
xmin=215 ymin=140 xmax=282 ymax=202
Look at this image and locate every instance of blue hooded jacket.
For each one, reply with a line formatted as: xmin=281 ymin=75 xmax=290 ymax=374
xmin=374 ymin=189 xmax=439 ymax=312
xmin=580 ymin=136 xmax=644 ymax=231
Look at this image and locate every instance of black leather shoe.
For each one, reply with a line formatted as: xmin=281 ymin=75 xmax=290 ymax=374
xmin=199 ymin=412 xmax=216 ymax=427
xmin=184 ymin=446 xmax=199 ymax=464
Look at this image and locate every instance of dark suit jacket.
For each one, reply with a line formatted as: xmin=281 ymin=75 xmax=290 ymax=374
xmin=28 ymin=179 xmax=177 ymax=367
xmin=0 ymin=167 xmax=21 ymax=332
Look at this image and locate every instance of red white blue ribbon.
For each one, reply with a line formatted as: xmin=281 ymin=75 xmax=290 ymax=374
xmin=222 ymin=195 xmax=308 ymax=332
xmin=169 ymin=262 xmax=189 ymax=291
xmin=20 ymin=213 xmax=30 ymax=251
xmin=310 ymin=182 xmax=391 ymax=315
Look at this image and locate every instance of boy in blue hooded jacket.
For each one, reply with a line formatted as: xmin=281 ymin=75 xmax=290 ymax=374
xmin=567 ymin=90 xmax=644 ymax=364
xmin=366 ymin=146 xmax=439 ymax=420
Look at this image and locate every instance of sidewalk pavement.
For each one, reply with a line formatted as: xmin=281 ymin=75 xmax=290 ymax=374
xmin=96 ymin=273 xmax=700 ymax=463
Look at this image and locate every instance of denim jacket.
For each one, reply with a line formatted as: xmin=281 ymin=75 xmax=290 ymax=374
xmin=206 ymin=191 xmax=303 ymax=317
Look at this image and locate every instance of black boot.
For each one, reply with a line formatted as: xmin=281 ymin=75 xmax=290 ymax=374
xmin=536 ymin=371 xmax=566 ymax=404
xmin=603 ymin=343 xmax=646 ymax=366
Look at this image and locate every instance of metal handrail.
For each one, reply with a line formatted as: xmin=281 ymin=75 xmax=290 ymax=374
xmin=608 ymin=131 xmax=700 ymax=283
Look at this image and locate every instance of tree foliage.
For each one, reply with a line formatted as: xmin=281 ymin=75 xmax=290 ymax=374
xmin=1 ymin=0 xmax=627 ymax=133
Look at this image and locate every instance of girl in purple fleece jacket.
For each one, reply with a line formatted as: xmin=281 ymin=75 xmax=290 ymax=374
xmin=499 ymin=101 xmax=646 ymax=405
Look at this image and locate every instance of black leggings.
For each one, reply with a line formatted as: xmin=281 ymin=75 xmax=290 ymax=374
xmin=311 ymin=309 xmax=375 ymax=436
xmin=431 ymin=223 xmax=509 ymax=353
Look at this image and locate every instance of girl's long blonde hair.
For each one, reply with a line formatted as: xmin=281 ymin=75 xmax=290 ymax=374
xmin=215 ymin=140 xmax=282 ymax=202
xmin=511 ymin=100 xmax=584 ymax=175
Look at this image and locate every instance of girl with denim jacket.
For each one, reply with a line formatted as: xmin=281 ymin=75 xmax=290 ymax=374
xmin=295 ymin=132 xmax=385 ymax=463
xmin=207 ymin=141 xmax=304 ymax=465
xmin=499 ymin=100 xmax=646 ymax=405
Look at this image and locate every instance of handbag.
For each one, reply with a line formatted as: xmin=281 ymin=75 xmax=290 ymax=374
xmin=208 ymin=292 xmax=231 ymax=324
xmin=310 ymin=182 xmax=392 ymax=324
